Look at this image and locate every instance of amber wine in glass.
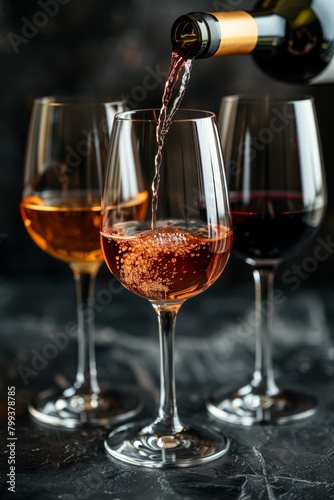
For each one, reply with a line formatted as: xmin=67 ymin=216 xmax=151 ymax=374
xmin=20 ymin=97 xmax=145 ymax=428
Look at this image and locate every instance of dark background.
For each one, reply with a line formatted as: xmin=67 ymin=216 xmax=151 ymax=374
xmin=0 ymin=0 xmax=333 ymax=289
xmin=1 ymin=3 xmax=334 ymax=498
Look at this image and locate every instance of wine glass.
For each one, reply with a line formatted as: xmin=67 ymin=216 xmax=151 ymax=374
xmin=20 ymin=97 xmax=142 ymax=427
xmin=100 ymin=108 xmax=233 ymax=467
xmin=206 ymin=95 xmax=327 ymax=425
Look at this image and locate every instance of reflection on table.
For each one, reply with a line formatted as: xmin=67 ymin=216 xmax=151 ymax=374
xmin=1 ymin=275 xmax=334 ymax=499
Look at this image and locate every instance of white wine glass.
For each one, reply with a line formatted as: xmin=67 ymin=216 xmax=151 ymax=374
xmin=100 ymin=108 xmax=233 ymax=467
xmin=20 ymin=97 xmax=142 ymax=427
xmin=206 ymin=95 xmax=327 ymax=425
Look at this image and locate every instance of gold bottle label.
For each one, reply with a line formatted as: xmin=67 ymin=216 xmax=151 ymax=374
xmin=209 ymin=11 xmax=258 ymax=56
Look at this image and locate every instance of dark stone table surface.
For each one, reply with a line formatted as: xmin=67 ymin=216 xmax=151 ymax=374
xmin=1 ymin=271 xmax=334 ymax=500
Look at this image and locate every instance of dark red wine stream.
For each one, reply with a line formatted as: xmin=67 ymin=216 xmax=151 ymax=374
xmin=151 ymin=51 xmax=193 ymax=228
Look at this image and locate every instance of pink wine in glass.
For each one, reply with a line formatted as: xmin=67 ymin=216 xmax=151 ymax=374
xmin=101 ymin=221 xmax=233 ymax=301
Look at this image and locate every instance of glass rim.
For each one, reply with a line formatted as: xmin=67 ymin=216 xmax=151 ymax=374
xmin=221 ymin=94 xmax=314 ymax=105
xmin=33 ymin=96 xmax=127 ymax=107
xmin=114 ymin=108 xmax=216 ymax=122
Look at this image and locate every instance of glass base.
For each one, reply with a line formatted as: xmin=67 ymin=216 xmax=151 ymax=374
xmin=104 ymin=420 xmax=230 ymax=468
xmin=206 ymin=384 xmax=317 ymax=426
xmin=28 ymin=386 xmax=143 ymax=428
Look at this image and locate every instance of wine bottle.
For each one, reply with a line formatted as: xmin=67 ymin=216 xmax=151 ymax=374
xmin=171 ymin=0 xmax=334 ymax=84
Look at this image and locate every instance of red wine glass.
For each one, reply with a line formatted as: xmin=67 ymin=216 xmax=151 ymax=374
xmin=206 ymin=95 xmax=327 ymax=425
xmin=20 ymin=97 xmax=142 ymax=427
xmin=101 ymin=109 xmax=233 ymax=467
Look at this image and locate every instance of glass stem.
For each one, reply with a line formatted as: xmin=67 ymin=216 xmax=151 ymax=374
xmin=151 ymin=304 xmax=185 ymax=435
xmin=70 ymin=265 xmax=101 ymax=396
xmin=251 ymin=267 xmax=279 ymax=397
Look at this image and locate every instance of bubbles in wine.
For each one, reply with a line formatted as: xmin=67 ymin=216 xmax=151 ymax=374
xmin=101 ymin=224 xmax=232 ymax=301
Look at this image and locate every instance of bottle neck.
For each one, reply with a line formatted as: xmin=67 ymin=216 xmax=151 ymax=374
xmin=208 ymin=11 xmax=258 ymax=56
xmin=171 ymin=10 xmax=287 ymax=59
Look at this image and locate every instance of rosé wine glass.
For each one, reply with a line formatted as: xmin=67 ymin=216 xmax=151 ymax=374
xmin=100 ymin=109 xmax=233 ymax=467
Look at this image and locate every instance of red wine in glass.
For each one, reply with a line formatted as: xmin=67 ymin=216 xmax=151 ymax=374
xmin=231 ymin=191 xmax=324 ymax=265
xmin=207 ymin=95 xmax=327 ymax=426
